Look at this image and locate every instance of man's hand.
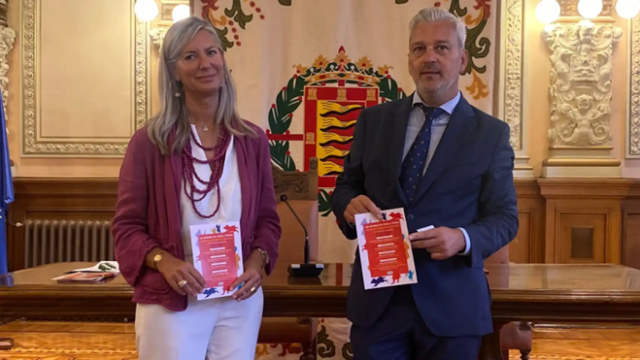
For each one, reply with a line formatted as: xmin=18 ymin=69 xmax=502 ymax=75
xmin=409 ymin=227 xmax=466 ymax=260
xmin=343 ymin=195 xmax=382 ymax=224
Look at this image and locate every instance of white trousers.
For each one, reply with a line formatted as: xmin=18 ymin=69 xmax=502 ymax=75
xmin=135 ymin=287 xmax=263 ymax=360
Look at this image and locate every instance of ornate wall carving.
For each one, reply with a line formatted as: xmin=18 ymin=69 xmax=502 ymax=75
xmin=502 ymin=0 xmax=524 ymax=152
xmin=21 ymin=0 xmax=149 ymax=156
xmin=557 ymin=0 xmax=614 ymax=17
xmin=149 ymin=28 xmax=166 ymax=48
xmin=0 ymin=0 xmax=15 ymax=130
xmin=149 ymin=1 xmax=189 ymax=49
xmin=544 ymin=23 xmax=621 ymax=148
xmin=628 ymin=16 xmax=640 ymax=157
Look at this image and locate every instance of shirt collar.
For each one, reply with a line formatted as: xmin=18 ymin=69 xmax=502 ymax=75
xmin=412 ymin=91 xmax=461 ymax=115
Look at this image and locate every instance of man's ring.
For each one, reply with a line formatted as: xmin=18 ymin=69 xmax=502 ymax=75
xmin=250 ymin=286 xmax=256 ymax=292
xmin=178 ymin=280 xmax=187 ymax=288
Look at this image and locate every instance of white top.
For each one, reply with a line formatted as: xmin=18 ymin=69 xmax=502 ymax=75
xmin=180 ymin=125 xmax=243 ymax=263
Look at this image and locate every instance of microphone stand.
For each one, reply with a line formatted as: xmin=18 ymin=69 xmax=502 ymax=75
xmin=280 ymin=195 xmax=324 ymax=277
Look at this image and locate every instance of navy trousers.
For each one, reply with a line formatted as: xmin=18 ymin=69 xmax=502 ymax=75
xmin=350 ymin=286 xmax=482 ymax=360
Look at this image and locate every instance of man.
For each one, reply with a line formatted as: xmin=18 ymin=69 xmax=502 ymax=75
xmin=331 ymin=7 xmax=519 ymax=359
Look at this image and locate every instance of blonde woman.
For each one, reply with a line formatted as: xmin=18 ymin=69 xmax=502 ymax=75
xmin=112 ymin=16 xmax=280 ymax=360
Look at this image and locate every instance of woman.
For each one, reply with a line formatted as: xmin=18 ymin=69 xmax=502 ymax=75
xmin=112 ymin=16 xmax=280 ymax=360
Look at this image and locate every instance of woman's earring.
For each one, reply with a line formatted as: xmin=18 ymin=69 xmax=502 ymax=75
xmin=172 ymin=81 xmax=181 ymax=97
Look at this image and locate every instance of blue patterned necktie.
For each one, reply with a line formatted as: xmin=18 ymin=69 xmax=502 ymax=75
xmin=399 ymin=105 xmax=445 ymax=203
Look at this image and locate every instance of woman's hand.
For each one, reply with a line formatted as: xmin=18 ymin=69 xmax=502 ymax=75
xmin=229 ymin=251 xmax=264 ymax=301
xmin=156 ymin=254 xmax=206 ymax=297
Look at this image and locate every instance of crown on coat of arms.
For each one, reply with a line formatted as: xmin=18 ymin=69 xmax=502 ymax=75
xmin=292 ymin=46 xmax=396 ymax=89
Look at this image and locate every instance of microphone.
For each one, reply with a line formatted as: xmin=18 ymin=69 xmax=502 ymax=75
xmin=280 ymin=194 xmax=324 ymax=277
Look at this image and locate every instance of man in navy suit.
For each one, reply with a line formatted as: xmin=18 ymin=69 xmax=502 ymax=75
xmin=331 ymin=7 xmax=519 ymax=360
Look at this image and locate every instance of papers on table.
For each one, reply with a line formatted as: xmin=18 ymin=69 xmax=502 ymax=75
xmin=190 ymin=221 xmax=243 ymax=300
xmin=65 ymin=261 xmax=120 ymax=274
xmin=52 ymin=261 xmax=120 ymax=283
xmin=355 ymin=208 xmax=417 ymax=290
xmin=52 ymin=272 xmax=117 ymax=283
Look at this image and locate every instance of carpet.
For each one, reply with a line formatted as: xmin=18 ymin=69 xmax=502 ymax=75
xmin=512 ymin=356 xmax=640 ymax=360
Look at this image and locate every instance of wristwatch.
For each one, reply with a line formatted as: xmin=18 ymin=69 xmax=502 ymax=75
xmin=256 ymin=248 xmax=269 ymax=268
xmin=153 ymin=253 xmax=163 ymax=269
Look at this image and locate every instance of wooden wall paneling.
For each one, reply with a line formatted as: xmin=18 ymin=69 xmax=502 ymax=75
xmin=545 ymin=199 xmax=620 ymax=264
xmin=622 ymin=199 xmax=640 ymax=269
xmin=6 ymin=161 xmax=319 ymax=272
xmin=622 ymin=183 xmax=640 ymax=270
xmin=556 ymin=210 xmax=608 ymax=263
xmin=513 ymin=179 xmax=545 ymax=263
xmin=513 ymin=209 xmax=531 ymax=262
xmin=539 ymin=179 xmax=634 ymax=265
xmin=8 ymin=176 xmax=640 ymax=271
xmin=7 ymin=179 xmax=118 ymax=272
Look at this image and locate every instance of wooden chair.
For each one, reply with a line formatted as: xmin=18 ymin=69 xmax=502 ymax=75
xmin=485 ymin=245 xmax=533 ymax=360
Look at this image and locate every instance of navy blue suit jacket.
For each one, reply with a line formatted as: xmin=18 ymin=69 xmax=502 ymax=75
xmin=331 ymin=94 xmax=519 ymax=337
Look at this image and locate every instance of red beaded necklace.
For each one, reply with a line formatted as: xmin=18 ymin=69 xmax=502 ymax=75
xmin=182 ymin=126 xmax=231 ymax=219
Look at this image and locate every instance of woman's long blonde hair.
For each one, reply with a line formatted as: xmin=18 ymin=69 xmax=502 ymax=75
xmin=147 ymin=16 xmax=254 ymax=155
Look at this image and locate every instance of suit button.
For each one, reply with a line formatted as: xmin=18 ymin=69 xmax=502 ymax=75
xmin=408 ymin=214 xmax=415 ymax=220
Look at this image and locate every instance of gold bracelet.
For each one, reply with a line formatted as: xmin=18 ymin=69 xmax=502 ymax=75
xmin=256 ymin=248 xmax=269 ymax=269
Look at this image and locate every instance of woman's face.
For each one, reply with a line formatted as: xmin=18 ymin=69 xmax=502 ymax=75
xmin=173 ymin=30 xmax=225 ymax=97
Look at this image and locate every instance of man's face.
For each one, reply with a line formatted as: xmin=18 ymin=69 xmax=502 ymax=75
xmin=408 ymin=20 xmax=468 ymax=98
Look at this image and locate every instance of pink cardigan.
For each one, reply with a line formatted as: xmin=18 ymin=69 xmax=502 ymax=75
xmin=112 ymin=122 xmax=281 ymax=311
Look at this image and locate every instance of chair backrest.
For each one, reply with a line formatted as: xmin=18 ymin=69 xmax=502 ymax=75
xmin=271 ymin=158 xmax=318 ymax=201
xmin=276 ymin=200 xmax=319 ymax=264
xmin=485 ymin=244 xmax=510 ymax=264
xmin=271 ymin=158 xmax=319 ymax=265
xmin=485 ymin=244 xmax=510 ymax=288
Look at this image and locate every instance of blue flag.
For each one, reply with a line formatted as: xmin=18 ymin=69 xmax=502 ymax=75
xmin=0 ymin=90 xmax=14 ymax=275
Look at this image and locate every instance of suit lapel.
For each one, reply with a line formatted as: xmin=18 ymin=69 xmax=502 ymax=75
xmin=413 ymin=96 xmax=477 ymax=203
xmin=386 ymin=96 xmax=414 ymax=205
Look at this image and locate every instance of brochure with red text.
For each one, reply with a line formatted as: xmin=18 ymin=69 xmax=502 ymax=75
xmin=52 ymin=272 xmax=116 ymax=283
xmin=190 ymin=222 xmax=243 ymax=300
xmin=355 ymin=208 xmax=417 ymax=290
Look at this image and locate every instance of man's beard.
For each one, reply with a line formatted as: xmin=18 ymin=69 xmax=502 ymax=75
xmin=418 ymin=76 xmax=456 ymax=102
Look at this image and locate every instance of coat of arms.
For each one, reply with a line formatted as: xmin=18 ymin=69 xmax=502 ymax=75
xmin=266 ymin=47 xmax=407 ymax=216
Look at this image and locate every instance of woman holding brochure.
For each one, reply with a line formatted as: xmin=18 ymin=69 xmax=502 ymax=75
xmin=111 ymin=16 xmax=281 ymax=360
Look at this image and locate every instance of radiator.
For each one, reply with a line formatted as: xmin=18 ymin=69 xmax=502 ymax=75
xmin=22 ymin=219 xmax=114 ymax=268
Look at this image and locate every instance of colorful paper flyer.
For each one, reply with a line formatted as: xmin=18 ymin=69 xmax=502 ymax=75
xmin=52 ymin=272 xmax=116 ymax=283
xmin=355 ymin=208 xmax=417 ymax=290
xmin=190 ymin=222 xmax=243 ymax=300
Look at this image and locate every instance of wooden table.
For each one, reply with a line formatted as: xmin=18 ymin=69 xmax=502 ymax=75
xmin=2 ymin=262 xmax=640 ymax=360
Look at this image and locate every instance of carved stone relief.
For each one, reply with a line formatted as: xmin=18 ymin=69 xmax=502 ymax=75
xmin=149 ymin=1 xmax=189 ymax=49
xmin=627 ymin=16 xmax=640 ymax=157
xmin=502 ymin=0 xmax=524 ymax=152
xmin=271 ymin=158 xmax=318 ymax=201
xmin=0 ymin=0 xmax=15 ymax=135
xmin=557 ymin=0 xmax=614 ymax=18
xmin=149 ymin=28 xmax=166 ymax=48
xmin=543 ymin=23 xmax=621 ymax=148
